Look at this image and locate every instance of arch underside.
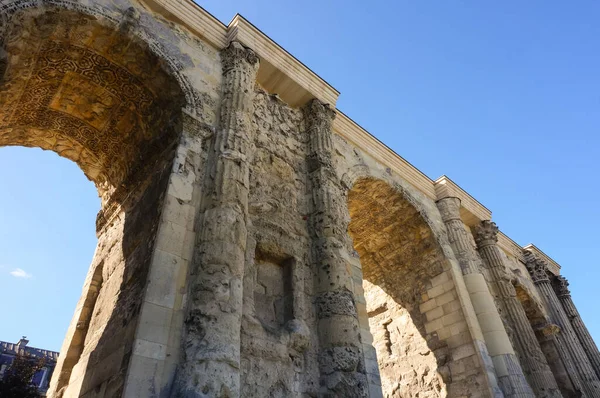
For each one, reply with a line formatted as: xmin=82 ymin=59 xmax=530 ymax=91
xmin=349 ymin=178 xmax=449 ymax=397
xmin=0 ymin=7 xmax=185 ymax=210
xmin=0 ymin=6 xmax=189 ymax=397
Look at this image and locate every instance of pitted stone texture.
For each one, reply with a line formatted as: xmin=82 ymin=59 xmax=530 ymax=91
xmin=240 ymin=88 xmax=318 ymax=397
xmin=6 ymin=2 xmax=598 ymax=398
xmin=306 ymin=99 xmax=368 ymax=397
xmin=174 ymin=40 xmax=259 ymax=398
xmin=316 ymin=290 xmax=358 ymax=319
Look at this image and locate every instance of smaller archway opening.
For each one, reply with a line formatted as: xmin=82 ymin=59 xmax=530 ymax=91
xmin=514 ymin=282 xmax=579 ymax=397
xmin=348 ymin=178 xmax=451 ymax=397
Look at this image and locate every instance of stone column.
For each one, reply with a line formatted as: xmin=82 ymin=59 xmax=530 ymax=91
xmin=437 ymin=198 xmax=534 ymax=397
xmin=304 ymin=99 xmax=369 ymax=397
xmin=525 ymin=253 xmax=600 ymax=398
xmin=554 ymin=275 xmax=600 ymax=380
xmin=474 ymin=221 xmax=562 ymax=398
xmin=173 ymin=41 xmax=259 ymax=397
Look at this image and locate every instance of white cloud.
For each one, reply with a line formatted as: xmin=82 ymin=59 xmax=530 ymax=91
xmin=10 ymin=268 xmax=32 ymax=279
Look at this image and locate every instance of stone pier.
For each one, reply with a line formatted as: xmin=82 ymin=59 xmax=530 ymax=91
xmin=173 ymin=41 xmax=260 ymax=397
xmin=305 ymin=99 xmax=369 ymax=397
xmin=474 ymin=221 xmax=562 ymax=398
xmin=525 ymin=253 xmax=600 ymax=398
xmin=437 ymin=198 xmax=533 ymax=397
xmin=554 ymin=276 xmax=600 ymax=380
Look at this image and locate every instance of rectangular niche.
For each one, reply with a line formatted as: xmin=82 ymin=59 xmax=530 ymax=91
xmin=254 ymin=248 xmax=294 ymax=331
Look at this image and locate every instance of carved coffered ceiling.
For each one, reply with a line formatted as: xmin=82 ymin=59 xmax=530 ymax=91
xmin=0 ymin=8 xmax=185 ymax=204
xmin=348 ymin=178 xmax=444 ymax=304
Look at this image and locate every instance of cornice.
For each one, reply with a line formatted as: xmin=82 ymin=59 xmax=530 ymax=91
xmin=141 ymin=0 xmax=228 ymax=48
xmin=332 ymin=112 xmax=436 ymax=199
xmin=142 ymin=1 xmax=338 ymax=107
xmin=523 ymin=244 xmax=561 ymax=276
xmin=227 ymin=15 xmax=339 ymax=107
xmin=497 ymin=231 xmax=526 ymax=263
xmin=434 ymin=175 xmax=491 ymax=226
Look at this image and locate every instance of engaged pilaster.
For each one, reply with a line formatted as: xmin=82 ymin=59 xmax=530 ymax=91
xmin=437 ymin=198 xmax=534 ymax=397
xmin=173 ymin=41 xmax=259 ymax=397
xmin=475 ymin=221 xmax=561 ymax=398
xmin=554 ymin=276 xmax=600 ymax=380
xmin=525 ymin=253 xmax=600 ymax=398
xmin=305 ymin=99 xmax=369 ymax=397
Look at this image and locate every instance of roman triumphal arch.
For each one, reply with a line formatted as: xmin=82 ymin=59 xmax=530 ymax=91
xmin=1 ymin=1 xmax=599 ymax=397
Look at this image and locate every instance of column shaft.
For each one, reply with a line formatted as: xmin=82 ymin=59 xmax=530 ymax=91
xmin=542 ymin=325 xmax=586 ymax=397
xmin=475 ymin=221 xmax=561 ymax=398
xmin=173 ymin=41 xmax=259 ymax=397
xmin=526 ymin=254 xmax=600 ymax=398
xmin=305 ymin=100 xmax=368 ymax=397
xmin=437 ymin=198 xmax=534 ymax=398
xmin=555 ymin=277 xmax=600 ymax=380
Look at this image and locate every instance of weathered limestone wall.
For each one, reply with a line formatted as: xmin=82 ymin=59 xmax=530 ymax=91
xmin=61 ymin=156 xmax=175 ymax=397
xmin=5 ymin=2 xmax=600 ymax=397
xmin=239 ymin=89 xmax=316 ymax=396
xmin=122 ymin=113 xmax=214 ymax=397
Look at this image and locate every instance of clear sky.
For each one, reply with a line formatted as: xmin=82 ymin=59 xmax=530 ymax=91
xmin=0 ymin=0 xmax=598 ymax=353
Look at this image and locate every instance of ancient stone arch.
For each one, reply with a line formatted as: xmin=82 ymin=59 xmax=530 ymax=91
xmin=344 ymin=177 xmax=508 ymax=397
xmin=348 ymin=177 xmax=452 ymax=397
xmin=0 ymin=3 xmax=200 ymax=397
xmin=2 ymin=1 xmax=599 ymax=397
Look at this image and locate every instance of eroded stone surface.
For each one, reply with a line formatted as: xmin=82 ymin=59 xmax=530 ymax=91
xmin=1 ymin=2 xmax=598 ymax=398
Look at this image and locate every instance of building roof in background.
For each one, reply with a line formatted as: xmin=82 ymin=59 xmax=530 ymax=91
xmin=0 ymin=338 xmax=59 ymax=362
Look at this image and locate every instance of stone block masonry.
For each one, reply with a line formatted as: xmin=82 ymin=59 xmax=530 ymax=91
xmin=0 ymin=1 xmax=598 ymax=397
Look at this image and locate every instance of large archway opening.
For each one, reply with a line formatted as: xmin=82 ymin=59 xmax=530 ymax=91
xmin=0 ymin=146 xmax=98 ymax=394
xmin=348 ymin=178 xmax=472 ymax=397
xmin=0 ymin=6 xmax=186 ymax=396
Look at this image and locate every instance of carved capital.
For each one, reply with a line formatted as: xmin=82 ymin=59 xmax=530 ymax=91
xmin=304 ymin=98 xmax=335 ymax=134
xmin=474 ymin=220 xmax=499 ymax=248
xmin=221 ymin=40 xmax=260 ymax=73
xmin=304 ymin=99 xmax=336 ymax=171
xmin=523 ymin=251 xmax=549 ymax=283
xmin=552 ymin=275 xmax=571 ymax=298
xmin=436 ymin=196 xmax=461 ymax=223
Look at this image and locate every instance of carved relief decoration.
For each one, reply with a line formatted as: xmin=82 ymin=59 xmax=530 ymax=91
xmin=474 ymin=220 xmax=499 ymax=247
xmin=523 ymin=251 xmax=550 ymax=283
xmin=553 ymin=275 xmax=571 ymax=298
xmin=0 ymin=8 xmax=185 ymax=223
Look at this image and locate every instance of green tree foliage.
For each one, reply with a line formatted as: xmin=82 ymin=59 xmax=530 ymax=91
xmin=0 ymin=353 xmax=45 ymax=398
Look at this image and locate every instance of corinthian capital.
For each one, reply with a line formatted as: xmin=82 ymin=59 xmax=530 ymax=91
xmin=436 ymin=197 xmax=461 ymax=223
xmin=221 ymin=40 xmax=259 ymax=73
xmin=474 ymin=220 xmax=499 ymax=248
xmin=304 ymin=99 xmax=335 ymax=133
xmin=553 ymin=275 xmax=571 ymax=297
xmin=523 ymin=251 xmax=550 ymax=283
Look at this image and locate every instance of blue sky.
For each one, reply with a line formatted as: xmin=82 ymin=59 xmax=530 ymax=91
xmin=0 ymin=0 xmax=598 ymax=353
